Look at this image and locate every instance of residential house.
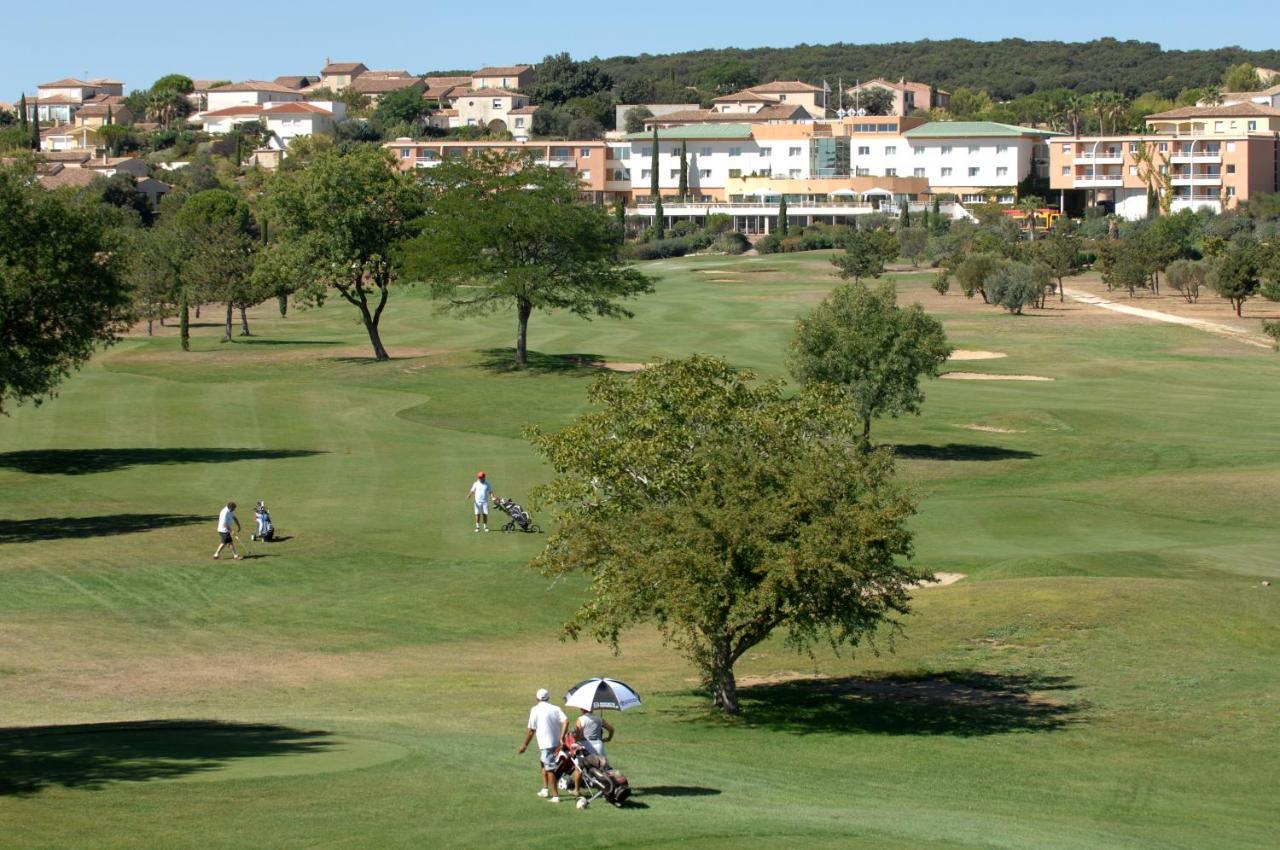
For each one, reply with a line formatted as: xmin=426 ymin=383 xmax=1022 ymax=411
xmin=199 ymin=101 xmax=344 ymax=147
xmin=350 ymin=73 xmax=424 ymax=104
xmin=76 ymin=100 xmax=134 ymax=128
xmin=614 ymin=103 xmax=700 ymax=133
xmin=739 ymin=81 xmax=826 ymax=114
xmin=29 ymin=77 xmax=125 ymax=123
xmin=424 ymin=75 xmax=473 ymax=103
xmin=471 ymin=65 xmax=535 ymax=91
xmin=320 ymin=61 xmax=368 ymax=91
xmin=274 ymin=75 xmax=320 ymax=91
xmin=449 ymin=89 xmax=535 ymax=138
xmin=644 ymin=103 xmax=814 ymax=128
xmin=188 ymin=80 xmax=226 ymax=112
xmin=1215 ymin=84 xmax=1280 ymax=109
xmin=1048 ymin=104 xmax=1280 ymax=218
xmin=205 ymin=81 xmax=304 ymax=113
xmin=845 ymin=79 xmax=948 ymax=116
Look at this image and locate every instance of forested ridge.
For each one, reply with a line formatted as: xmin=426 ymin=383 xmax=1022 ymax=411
xmin=585 ymin=38 xmax=1280 ymax=100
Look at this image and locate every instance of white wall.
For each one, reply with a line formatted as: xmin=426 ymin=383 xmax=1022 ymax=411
xmin=206 ymin=88 xmax=302 ymax=112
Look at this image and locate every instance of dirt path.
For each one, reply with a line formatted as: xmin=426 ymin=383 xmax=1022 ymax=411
xmin=1062 ymin=287 xmax=1273 ymax=349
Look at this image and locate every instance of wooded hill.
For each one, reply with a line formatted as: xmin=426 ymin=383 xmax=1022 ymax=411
xmin=593 ymin=38 xmax=1280 ymax=100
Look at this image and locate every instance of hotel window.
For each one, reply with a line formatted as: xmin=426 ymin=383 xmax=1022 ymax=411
xmin=729 ymin=147 xmax=741 ymax=157
xmin=913 ymin=146 xmax=924 ymax=155
xmin=611 ymin=147 xmax=629 ymax=159
xmin=884 ymin=145 xmax=896 ymax=155
xmin=580 ymin=170 xmax=591 ymax=180
xmin=1227 ymin=186 xmax=1237 ymax=197
xmin=1061 ymin=166 xmax=1069 ymax=176
xmin=580 ymin=148 xmax=591 ymax=157
xmin=641 ymin=169 xmax=651 ymax=179
xmin=491 ymin=99 xmax=501 ymax=109
xmin=857 ymin=146 xmax=870 ymax=155
xmin=699 ymin=169 xmax=711 ymax=178
xmin=996 ymin=145 xmax=1008 ymax=154
xmin=941 ymin=145 xmax=952 ymax=154
xmin=998 ymin=194 xmax=1015 ymax=204
xmin=759 ymin=147 xmax=772 ymax=156
xmin=941 ymin=167 xmax=952 ymax=176
xmin=1247 ymin=120 xmax=1257 ymax=130
xmin=789 ymin=146 xmax=802 ymax=156
xmin=638 ymin=146 xmax=650 ymax=157
xmin=1214 ymin=121 xmax=1224 ymax=132
xmin=968 ymin=145 xmax=979 ymax=154
xmin=1229 ymin=121 xmax=1238 ymax=129
xmin=1128 ymin=142 xmax=1138 ymax=152
xmin=788 ymin=168 xmax=801 ymax=178
xmin=914 ymin=167 xmax=925 ymax=177
xmin=1061 ymin=144 xmax=1071 ymax=154
xmin=1129 ymin=165 xmax=1137 ymax=175
xmin=400 ymin=148 xmax=410 ymax=158
xmin=1158 ymin=143 xmax=1168 ymax=152
xmin=962 ymin=193 xmax=985 ymax=203
xmin=1226 ymin=142 xmax=1236 ymax=152
xmin=669 ymin=169 xmax=679 ymax=178
xmin=1227 ymin=164 xmax=1236 ymax=174
xmin=996 ymin=166 xmax=1008 ymax=177
xmin=700 ymin=147 xmax=711 ymax=156
xmin=968 ymin=166 xmax=979 ymax=176
xmin=514 ymin=118 xmax=525 ymax=128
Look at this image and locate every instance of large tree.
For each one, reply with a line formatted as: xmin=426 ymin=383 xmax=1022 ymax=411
xmin=262 ymin=147 xmax=423 ymax=360
xmin=175 ymin=189 xmax=263 ymax=340
xmin=0 ymin=163 xmax=130 ymax=412
xmin=788 ymin=281 xmax=951 ymax=444
xmin=526 ymin=356 xmax=924 ymax=713
xmin=831 ymin=228 xmax=893 ymax=283
xmin=1034 ymin=226 xmax=1083 ymax=302
xmin=400 ymin=151 xmax=652 ymax=367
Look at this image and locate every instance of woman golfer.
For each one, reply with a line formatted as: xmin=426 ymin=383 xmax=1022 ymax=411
xmin=468 ymin=471 xmax=492 ymax=532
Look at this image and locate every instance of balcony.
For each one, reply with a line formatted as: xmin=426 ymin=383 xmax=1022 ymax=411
xmin=1170 ymin=151 xmax=1221 ymax=164
xmin=1075 ymin=151 xmax=1124 ymax=164
xmin=537 ymin=156 xmax=577 ymax=168
xmin=1171 ymin=176 xmax=1221 ymax=187
xmin=1073 ymin=176 xmax=1124 ymax=188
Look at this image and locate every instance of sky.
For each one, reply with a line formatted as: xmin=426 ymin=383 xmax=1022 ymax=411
xmin=3 ymin=0 xmax=1276 ymax=97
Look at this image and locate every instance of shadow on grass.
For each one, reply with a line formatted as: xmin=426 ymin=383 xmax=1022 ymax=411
xmin=0 ymin=513 xmax=206 ymax=544
xmin=733 ymin=672 xmax=1080 ymax=736
xmin=891 ymin=443 xmax=1039 ymax=462
xmin=476 ymin=349 xmax=613 ymax=375
xmin=0 ymin=720 xmax=334 ymax=796
xmin=0 ymin=448 xmax=324 ymax=476
xmin=636 ymin=785 xmax=722 ymax=798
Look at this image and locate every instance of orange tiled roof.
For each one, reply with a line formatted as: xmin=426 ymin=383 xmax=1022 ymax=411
xmin=473 ymin=65 xmax=532 ymax=77
xmin=712 ymin=90 xmax=775 ymax=103
xmin=749 ymin=80 xmax=822 ymax=94
xmin=463 ymin=88 xmax=524 ymax=98
xmin=1147 ymin=103 xmax=1280 ymax=119
xmin=322 ymin=62 xmax=367 ymax=74
xmin=350 ymin=76 xmax=423 ymax=94
xmin=210 ymin=81 xmax=300 ymax=95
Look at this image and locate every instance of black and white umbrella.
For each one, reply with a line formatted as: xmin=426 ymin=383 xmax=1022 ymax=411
xmin=564 ymin=677 xmax=642 ymax=712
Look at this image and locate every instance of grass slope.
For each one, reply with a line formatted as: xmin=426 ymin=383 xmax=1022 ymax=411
xmin=1 ymin=253 xmax=1277 ymax=849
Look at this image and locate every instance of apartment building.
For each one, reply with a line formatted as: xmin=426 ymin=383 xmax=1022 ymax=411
xmin=388 ymin=138 xmax=610 ymax=196
xmin=1049 ymin=104 xmax=1280 ymax=218
xmin=439 ymin=89 xmax=536 ymax=139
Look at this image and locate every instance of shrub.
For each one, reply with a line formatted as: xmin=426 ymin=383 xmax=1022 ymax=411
xmin=1263 ymin=320 xmax=1280 ymax=350
xmin=986 ymin=261 xmax=1043 ymax=314
xmin=704 ymin=213 xmax=733 ymax=234
xmin=931 ymin=270 xmax=951 ymax=295
xmin=1166 ymin=258 xmax=1207 ymax=303
xmin=627 ymin=237 xmax=696 ymax=260
xmin=712 ymin=231 xmax=750 ymax=255
xmin=757 ymin=233 xmax=783 ymax=254
xmin=954 ymin=252 xmax=1003 ymax=302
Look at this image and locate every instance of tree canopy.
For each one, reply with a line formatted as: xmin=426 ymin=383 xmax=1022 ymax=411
xmin=0 ymin=164 xmax=130 ymax=412
xmin=527 ymin=356 xmax=924 ymax=713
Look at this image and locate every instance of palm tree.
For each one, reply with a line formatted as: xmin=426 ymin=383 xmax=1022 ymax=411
xmin=1063 ymin=93 xmax=1085 ymax=136
xmin=1016 ymin=195 xmax=1045 ymax=241
xmin=1099 ymin=92 xmax=1129 ymax=135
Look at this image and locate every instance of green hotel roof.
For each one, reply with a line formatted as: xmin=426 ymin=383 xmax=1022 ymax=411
xmin=904 ymin=121 xmax=1064 ymax=138
xmin=623 ymin=124 xmax=755 ymax=141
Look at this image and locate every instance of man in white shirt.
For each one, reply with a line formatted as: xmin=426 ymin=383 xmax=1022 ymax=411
xmin=467 ymin=471 xmax=492 ymax=532
xmin=516 ymin=687 xmax=567 ymax=802
xmin=213 ymin=501 xmax=242 ymax=560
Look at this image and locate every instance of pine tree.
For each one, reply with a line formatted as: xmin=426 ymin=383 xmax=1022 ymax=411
xmin=899 ymin=200 xmax=911 ymax=227
xmin=654 ymin=195 xmax=665 ymax=240
xmin=678 ymin=141 xmax=688 ymax=199
xmin=778 ymin=195 xmax=789 ymax=235
xmin=30 ymin=106 xmax=40 ymax=151
xmin=650 ymin=127 xmax=660 ymax=200
xmin=614 ymin=196 xmax=626 ymax=241
xmin=18 ymin=94 xmax=28 ymax=132
xmin=179 ymin=289 xmax=190 ymax=352
xmin=106 ymin=105 xmax=113 ymax=126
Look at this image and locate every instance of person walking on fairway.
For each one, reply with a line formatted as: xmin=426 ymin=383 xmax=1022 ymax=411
xmin=468 ymin=471 xmax=492 ymax=532
xmin=213 ymin=501 xmax=242 ymax=560
xmin=517 ymin=688 xmax=567 ymax=802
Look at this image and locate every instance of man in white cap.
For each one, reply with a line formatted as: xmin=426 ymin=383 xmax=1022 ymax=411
xmin=517 ymin=687 xmax=567 ymax=802
xmin=467 ymin=471 xmax=492 ymax=532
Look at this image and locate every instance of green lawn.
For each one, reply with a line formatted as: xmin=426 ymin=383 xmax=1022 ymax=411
xmin=2 ymin=252 xmax=1277 ymax=849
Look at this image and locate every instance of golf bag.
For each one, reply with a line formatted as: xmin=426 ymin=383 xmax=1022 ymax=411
xmin=252 ymin=503 xmax=275 ymax=542
xmin=495 ymin=497 xmax=539 ymax=534
xmin=553 ymin=738 xmax=631 ymax=808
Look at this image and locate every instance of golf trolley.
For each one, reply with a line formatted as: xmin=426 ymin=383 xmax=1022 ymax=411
xmin=495 ymin=497 xmax=539 ymax=534
xmin=553 ymin=737 xmax=631 ymax=808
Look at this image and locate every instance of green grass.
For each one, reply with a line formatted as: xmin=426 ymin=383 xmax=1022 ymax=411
xmin=2 ymin=251 xmax=1277 ymax=849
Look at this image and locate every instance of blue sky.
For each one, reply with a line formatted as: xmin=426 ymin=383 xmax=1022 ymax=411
xmin=4 ymin=1 xmax=1276 ymax=97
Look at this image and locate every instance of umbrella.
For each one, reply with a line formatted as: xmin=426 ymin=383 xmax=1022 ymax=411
xmin=565 ymin=677 xmax=642 ymax=712
xmin=828 ymin=187 xmax=859 ymax=196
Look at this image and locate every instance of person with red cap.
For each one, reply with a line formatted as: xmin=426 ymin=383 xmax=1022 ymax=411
xmin=467 ymin=470 xmax=493 ymax=532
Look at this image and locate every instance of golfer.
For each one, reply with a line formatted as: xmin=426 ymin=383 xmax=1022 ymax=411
xmin=572 ymin=707 xmax=614 ymax=761
xmin=517 ymin=688 xmax=567 ymax=803
xmin=213 ymin=501 xmax=242 ymax=560
xmin=468 ymin=471 xmax=492 ymax=532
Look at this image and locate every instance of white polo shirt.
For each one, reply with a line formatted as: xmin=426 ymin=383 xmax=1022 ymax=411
xmin=527 ymin=701 xmax=567 ymax=750
xmin=217 ymin=506 xmax=235 ymax=533
xmin=469 ymin=479 xmax=491 ymax=506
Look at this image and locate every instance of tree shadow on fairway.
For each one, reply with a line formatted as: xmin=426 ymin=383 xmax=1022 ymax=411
xmin=734 ymin=672 xmax=1080 ymax=737
xmin=0 ymin=513 xmax=207 ymax=544
xmin=476 ymin=349 xmax=613 ymax=375
xmin=0 ymin=720 xmax=334 ymax=796
xmin=890 ymin=443 xmax=1039 ymax=462
xmin=0 ymin=447 xmax=324 ymax=475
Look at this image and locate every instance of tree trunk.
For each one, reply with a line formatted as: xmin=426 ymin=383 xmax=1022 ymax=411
xmin=223 ymin=302 xmax=233 ymax=342
xmin=360 ymin=309 xmax=390 ymax=361
xmin=195 ymin=304 xmax=201 ymax=318
xmin=1058 ymin=275 xmax=1065 ymax=302
xmin=160 ymin=316 xmax=166 ymax=327
xmin=710 ymin=653 xmax=740 ymax=714
xmin=179 ymin=292 xmax=190 ymax=352
xmin=239 ymin=305 xmax=250 ymax=336
xmin=515 ymin=298 xmax=532 ymax=368
xmin=277 ymin=294 xmax=288 ymax=317
xmin=146 ymin=319 xmax=153 ymax=336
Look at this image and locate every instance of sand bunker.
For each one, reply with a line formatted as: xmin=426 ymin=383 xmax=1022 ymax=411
xmin=942 ymin=372 xmax=1054 ymax=382
xmin=956 ymin=424 xmax=1022 ymax=434
xmin=914 ymin=572 xmax=966 ymax=588
xmin=948 ymin=350 xmax=1007 ymax=361
xmin=605 ymin=361 xmax=648 ymax=372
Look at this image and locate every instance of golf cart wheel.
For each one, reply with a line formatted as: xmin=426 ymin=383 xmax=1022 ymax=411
xmin=528 ymin=525 xmax=541 ymax=534
xmin=502 ymin=523 xmax=514 ymax=533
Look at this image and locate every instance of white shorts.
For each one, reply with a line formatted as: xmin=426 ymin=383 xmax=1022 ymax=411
xmin=474 ymin=502 xmax=488 ymax=515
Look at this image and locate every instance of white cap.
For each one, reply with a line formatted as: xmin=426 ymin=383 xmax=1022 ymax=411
xmin=536 ymin=688 xmax=549 ymax=701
